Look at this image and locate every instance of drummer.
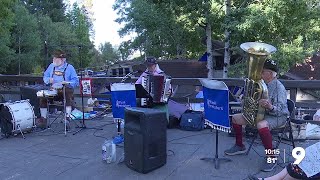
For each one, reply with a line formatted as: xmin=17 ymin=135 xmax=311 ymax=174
xmin=38 ymin=49 xmax=79 ymax=125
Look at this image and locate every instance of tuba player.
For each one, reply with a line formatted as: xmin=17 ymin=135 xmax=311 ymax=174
xmin=224 ymin=59 xmax=289 ymax=172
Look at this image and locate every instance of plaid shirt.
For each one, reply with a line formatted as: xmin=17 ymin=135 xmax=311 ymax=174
xmin=266 ymin=78 xmax=289 ymax=117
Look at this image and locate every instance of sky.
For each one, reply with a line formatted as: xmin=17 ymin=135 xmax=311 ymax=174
xmin=91 ymin=0 xmax=124 ymax=48
xmin=66 ymin=0 xmax=129 ymax=48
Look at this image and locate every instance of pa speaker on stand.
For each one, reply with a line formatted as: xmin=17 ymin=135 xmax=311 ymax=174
xmin=124 ymin=107 xmax=167 ymax=174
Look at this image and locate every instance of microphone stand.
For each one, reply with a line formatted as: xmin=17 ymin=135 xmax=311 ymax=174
xmin=73 ymin=45 xmax=103 ymax=135
xmin=121 ymin=71 xmax=138 ymax=83
xmin=63 ymin=83 xmax=68 ymax=136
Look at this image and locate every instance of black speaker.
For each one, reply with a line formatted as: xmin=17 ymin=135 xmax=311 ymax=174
xmin=124 ymin=107 xmax=167 ymax=174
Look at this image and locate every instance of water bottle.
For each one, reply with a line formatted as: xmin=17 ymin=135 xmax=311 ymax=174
xmin=102 ymin=140 xmax=116 ymax=163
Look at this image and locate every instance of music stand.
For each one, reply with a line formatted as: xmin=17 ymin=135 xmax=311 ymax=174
xmin=110 ymin=82 xmax=137 ymax=143
xmin=200 ymin=129 xmax=232 ymax=169
xmin=199 ymin=79 xmax=231 ymax=169
xmin=73 ymin=45 xmax=102 ymax=135
xmin=135 ymin=84 xmax=151 ymax=99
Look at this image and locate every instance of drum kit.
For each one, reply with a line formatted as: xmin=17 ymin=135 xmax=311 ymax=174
xmin=0 ymin=81 xmax=72 ymax=138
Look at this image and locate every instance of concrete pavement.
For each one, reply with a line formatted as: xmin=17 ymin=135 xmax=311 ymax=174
xmin=0 ymin=114 xmax=314 ymax=180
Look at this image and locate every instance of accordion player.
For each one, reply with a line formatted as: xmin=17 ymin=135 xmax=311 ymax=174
xmin=141 ymin=74 xmax=171 ymax=107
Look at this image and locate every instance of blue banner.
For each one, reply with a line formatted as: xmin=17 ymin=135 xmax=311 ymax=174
xmin=200 ymin=79 xmax=230 ymax=132
xmin=111 ymin=83 xmax=136 ymax=120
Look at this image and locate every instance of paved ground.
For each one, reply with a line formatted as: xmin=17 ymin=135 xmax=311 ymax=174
xmin=0 ymin=113 xmax=316 ymax=180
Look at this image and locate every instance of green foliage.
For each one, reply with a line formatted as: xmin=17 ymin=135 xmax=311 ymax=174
xmin=66 ymin=3 xmax=95 ymax=69
xmin=229 ymin=0 xmax=320 ymax=76
xmin=21 ymin=0 xmax=66 ymax=22
xmin=228 ymin=61 xmax=246 ymax=78
xmin=0 ymin=0 xmax=97 ymax=74
xmin=114 ymin=0 xmax=320 ymax=76
xmin=32 ymin=64 xmax=44 ymax=75
xmin=99 ymin=42 xmax=120 ymax=65
xmin=9 ymin=2 xmax=41 ymax=74
xmin=0 ymin=0 xmax=15 ymax=73
xmin=114 ymin=0 xmax=206 ymax=60
xmin=0 ymin=0 xmax=319 ymax=76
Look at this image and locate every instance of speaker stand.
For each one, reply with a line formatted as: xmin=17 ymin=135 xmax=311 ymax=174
xmin=113 ymin=119 xmax=124 ymax=144
xmin=200 ymin=129 xmax=231 ymax=169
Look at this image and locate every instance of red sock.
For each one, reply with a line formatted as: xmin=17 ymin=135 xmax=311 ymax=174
xmin=258 ymin=127 xmax=273 ymax=150
xmin=233 ymin=123 xmax=244 ymax=147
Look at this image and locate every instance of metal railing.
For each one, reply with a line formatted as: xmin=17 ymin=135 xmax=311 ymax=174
xmin=0 ymin=75 xmax=319 ymax=114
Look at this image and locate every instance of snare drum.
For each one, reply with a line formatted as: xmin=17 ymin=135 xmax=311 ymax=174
xmin=44 ymin=89 xmax=57 ymax=97
xmin=37 ymin=89 xmax=58 ymax=97
xmin=0 ymin=100 xmax=36 ymax=135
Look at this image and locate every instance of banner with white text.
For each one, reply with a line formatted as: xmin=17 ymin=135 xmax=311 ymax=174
xmin=111 ymin=83 xmax=136 ymax=120
xmin=200 ymin=79 xmax=230 ymax=132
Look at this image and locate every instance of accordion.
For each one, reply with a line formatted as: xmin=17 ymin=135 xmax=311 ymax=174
xmin=141 ymin=75 xmax=171 ymax=106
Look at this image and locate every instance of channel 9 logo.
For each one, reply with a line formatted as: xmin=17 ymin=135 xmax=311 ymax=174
xmin=292 ymin=147 xmax=306 ymax=165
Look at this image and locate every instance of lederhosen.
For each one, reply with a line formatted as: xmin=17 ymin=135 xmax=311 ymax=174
xmin=52 ymin=64 xmax=69 ymax=82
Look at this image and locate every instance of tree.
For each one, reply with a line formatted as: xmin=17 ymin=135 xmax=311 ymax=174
xmin=114 ymin=0 xmax=320 ymax=77
xmin=10 ymin=2 xmax=41 ymax=74
xmin=113 ymin=0 xmax=227 ymax=77
xmin=228 ymin=0 xmax=320 ymax=74
xmin=90 ymin=48 xmax=104 ymax=70
xmin=0 ymin=0 xmax=96 ymax=74
xmin=0 ymin=0 xmax=15 ymax=73
xmin=166 ymin=0 xmax=225 ymax=78
xmin=21 ymin=0 xmax=66 ymax=22
xmin=223 ymin=0 xmax=231 ymax=78
xmin=37 ymin=14 xmax=78 ymax=68
xmin=99 ymin=42 xmax=120 ymax=65
xmin=113 ymin=0 xmax=205 ymax=60
xmin=66 ymin=3 xmax=95 ymax=69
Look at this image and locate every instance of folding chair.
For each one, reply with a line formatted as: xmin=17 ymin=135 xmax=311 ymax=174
xmin=273 ymin=99 xmax=296 ymax=149
xmin=246 ymin=99 xmax=296 ymax=155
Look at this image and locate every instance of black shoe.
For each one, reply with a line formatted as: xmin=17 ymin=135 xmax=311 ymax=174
xmin=224 ymin=145 xmax=246 ymax=156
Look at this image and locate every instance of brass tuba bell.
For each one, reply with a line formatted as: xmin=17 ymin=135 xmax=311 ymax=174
xmin=240 ymin=42 xmax=277 ymax=126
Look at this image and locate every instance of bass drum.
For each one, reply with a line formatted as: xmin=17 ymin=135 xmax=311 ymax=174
xmin=0 ymin=100 xmax=36 ymax=137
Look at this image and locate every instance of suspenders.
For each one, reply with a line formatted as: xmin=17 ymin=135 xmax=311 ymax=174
xmin=52 ymin=63 xmax=69 ymax=80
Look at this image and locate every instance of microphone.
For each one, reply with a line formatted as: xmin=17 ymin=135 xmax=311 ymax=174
xmin=121 ymin=71 xmax=140 ymax=83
